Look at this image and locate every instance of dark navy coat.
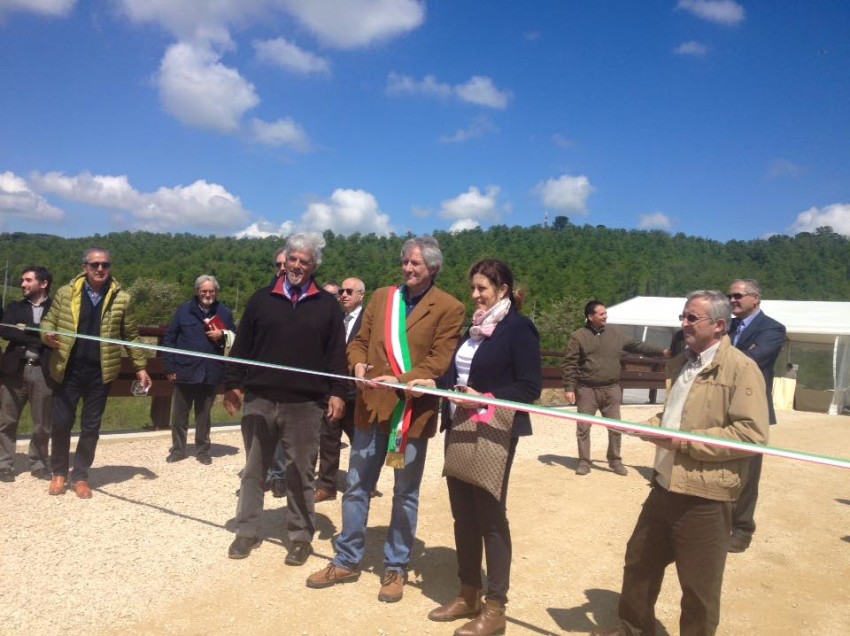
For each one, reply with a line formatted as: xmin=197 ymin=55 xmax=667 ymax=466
xmin=163 ymin=299 xmax=236 ymax=385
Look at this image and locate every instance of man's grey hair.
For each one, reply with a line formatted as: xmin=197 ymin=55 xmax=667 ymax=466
xmin=285 ymin=232 xmax=325 ymax=266
xmin=732 ymin=278 xmax=762 ymax=297
xmin=686 ymin=290 xmax=731 ymax=325
xmin=194 ymin=275 xmax=220 ymax=293
xmin=81 ymin=247 xmax=111 ymax=264
xmin=401 ymin=235 xmax=443 ymax=277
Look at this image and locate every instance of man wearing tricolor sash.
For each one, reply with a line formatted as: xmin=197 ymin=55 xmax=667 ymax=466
xmin=307 ymin=236 xmax=464 ymax=604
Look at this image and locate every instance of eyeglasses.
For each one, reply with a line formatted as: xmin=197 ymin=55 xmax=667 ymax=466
xmin=679 ymin=313 xmax=712 ymax=325
xmin=273 ymin=262 xmax=285 ymax=269
xmin=287 ymin=255 xmax=313 ymax=268
xmin=727 ymin=292 xmax=755 ymax=301
xmin=198 ymin=289 xmax=217 ymax=296
xmin=86 ymin=261 xmax=111 ymax=270
xmin=339 ymin=288 xmax=362 ymax=296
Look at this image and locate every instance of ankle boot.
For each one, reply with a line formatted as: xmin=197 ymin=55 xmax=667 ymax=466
xmin=453 ymin=599 xmax=506 ymax=636
xmin=428 ymin=584 xmax=481 ymax=622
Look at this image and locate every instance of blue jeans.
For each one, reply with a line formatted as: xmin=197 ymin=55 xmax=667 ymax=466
xmin=333 ymin=423 xmax=428 ymax=573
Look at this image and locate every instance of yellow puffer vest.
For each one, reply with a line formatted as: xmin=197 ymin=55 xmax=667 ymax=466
xmin=40 ymin=273 xmax=147 ymax=384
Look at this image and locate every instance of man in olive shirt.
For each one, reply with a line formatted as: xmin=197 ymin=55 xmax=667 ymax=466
xmin=562 ymin=300 xmax=669 ymax=476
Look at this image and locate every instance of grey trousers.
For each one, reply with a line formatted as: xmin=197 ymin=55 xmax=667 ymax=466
xmin=235 ymin=394 xmax=322 ymax=543
xmin=575 ymin=384 xmax=622 ymax=465
xmin=169 ymin=383 xmax=215 ymax=456
xmin=0 ymin=366 xmax=53 ymax=472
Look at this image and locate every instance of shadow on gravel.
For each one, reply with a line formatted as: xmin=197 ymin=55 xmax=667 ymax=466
xmin=95 ymin=487 xmax=229 ymax=531
xmin=90 ymin=464 xmax=157 ymax=487
xmin=549 ymin=588 xmax=671 ymax=635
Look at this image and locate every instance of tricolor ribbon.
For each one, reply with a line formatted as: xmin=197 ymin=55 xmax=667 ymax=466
xmin=383 ymin=287 xmax=413 ymax=467
xmin=10 ymin=322 xmax=850 ymax=471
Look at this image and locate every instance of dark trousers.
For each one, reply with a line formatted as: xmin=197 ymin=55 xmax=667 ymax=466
xmin=731 ymin=454 xmax=761 ymax=540
xmin=0 ymin=366 xmax=53 ymax=472
xmin=169 ymin=383 xmax=215 ymax=456
xmin=618 ymin=486 xmax=732 ymax=636
xmin=315 ymin=400 xmax=354 ymax=493
xmin=575 ymin=384 xmax=622 ymax=465
xmin=447 ymin=436 xmax=519 ymax=605
xmin=235 ymin=394 xmax=322 ymax=543
xmin=51 ymin=363 xmax=111 ymax=481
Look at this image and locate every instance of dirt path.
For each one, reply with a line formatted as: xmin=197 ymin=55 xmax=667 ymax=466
xmin=1 ymin=407 xmax=848 ymax=635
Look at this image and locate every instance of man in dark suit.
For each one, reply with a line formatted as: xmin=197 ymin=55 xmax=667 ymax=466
xmin=0 ymin=266 xmax=54 ymax=482
xmin=727 ymin=278 xmax=786 ymax=553
xmin=315 ymin=276 xmax=366 ymax=502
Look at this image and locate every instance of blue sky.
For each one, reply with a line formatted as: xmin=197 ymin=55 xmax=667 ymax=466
xmin=1 ymin=0 xmax=848 ymax=241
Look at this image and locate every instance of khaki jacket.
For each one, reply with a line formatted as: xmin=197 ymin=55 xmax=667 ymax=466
xmin=649 ymin=336 xmax=769 ymax=502
xmin=41 ymin=273 xmax=147 ymax=384
xmin=348 ymin=285 xmax=465 ymax=439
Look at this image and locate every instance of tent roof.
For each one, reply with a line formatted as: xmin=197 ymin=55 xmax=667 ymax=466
xmin=607 ymin=296 xmax=850 ymax=344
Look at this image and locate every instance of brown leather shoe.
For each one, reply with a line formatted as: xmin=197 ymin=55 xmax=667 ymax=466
xmin=315 ymin=488 xmax=337 ymax=503
xmin=48 ymin=475 xmax=67 ymax=496
xmin=453 ymin=599 xmax=505 ymax=635
xmin=74 ymin=480 xmax=93 ymax=499
xmin=306 ymin=563 xmax=360 ymax=589
xmin=428 ymin=585 xmax=481 ymax=622
xmin=378 ymin=570 xmax=406 ymax=603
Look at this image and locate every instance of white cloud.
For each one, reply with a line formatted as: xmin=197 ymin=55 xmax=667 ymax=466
xmin=250 ymin=117 xmax=311 ymax=151
xmin=387 ymin=72 xmax=452 ymax=98
xmin=674 ymin=41 xmax=709 ymax=57
xmin=767 ymin=158 xmax=807 ymax=178
xmin=158 ymin=40 xmax=259 ymax=133
xmin=30 ymin=171 xmax=250 ymax=232
xmin=449 ymin=219 xmax=480 ymax=233
xmin=439 ymin=186 xmax=502 ymax=223
xmin=254 ymin=37 xmax=330 ymax=75
xmin=387 ymin=72 xmax=511 ymax=109
xmin=136 ymin=180 xmax=251 ymax=231
xmin=31 ymin=171 xmax=142 ymax=209
xmin=281 ymin=0 xmax=425 ymax=49
xmin=552 ymin=133 xmax=575 ymax=149
xmin=234 ymin=219 xmax=296 ymax=239
xmin=0 ymin=171 xmax=64 ymax=225
xmin=439 ymin=116 xmax=496 ymax=143
xmin=117 ymin=0 xmax=271 ymax=40
xmin=0 ymin=0 xmax=75 ymax=18
xmin=639 ymin=212 xmax=672 ymax=231
xmin=534 ymin=174 xmax=594 ymax=214
xmin=789 ymin=203 xmax=850 ymax=236
xmin=454 ymin=76 xmax=511 ymax=109
xmin=677 ymin=0 xmax=745 ymax=26
xmin=301 ymin=188 xmax=394 ymax=235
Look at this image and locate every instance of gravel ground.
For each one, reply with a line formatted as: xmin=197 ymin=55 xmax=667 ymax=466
xmin=1 ymin=406 xmax=848 ymax=635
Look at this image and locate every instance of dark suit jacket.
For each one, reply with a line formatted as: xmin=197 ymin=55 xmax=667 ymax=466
xmin=440 ymin=308 xmax=542 ymax=437
xmin=348 ymin=284 xmax=465 ymax=439
xmin=342 ymin=308 xmax=364 ymax=401
xmin=730 ymin=310 xmax=786 ymax=424
xmin=0 ymin=297 xmax=53 ymax=381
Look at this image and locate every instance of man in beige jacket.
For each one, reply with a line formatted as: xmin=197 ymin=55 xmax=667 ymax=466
xmin=593 ymin=290 xmax=769 ymax=636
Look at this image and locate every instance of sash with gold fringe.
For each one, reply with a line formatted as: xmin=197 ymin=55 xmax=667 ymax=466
xmin=384 ymin=286 xmax=412 ymax=469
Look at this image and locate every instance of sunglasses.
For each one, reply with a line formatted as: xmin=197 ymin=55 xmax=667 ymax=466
xmin=86 ymin=261 xmax=111 ymax=270
xmin=273 ymin=262 xmax=285 ymax=269
xmin=339 ymin=288 xmax=361 ymax=296
xmin=727 ymin=292 xmax=754 ymax=301
xmin=679 ymin=313 xmax=712 ymax=325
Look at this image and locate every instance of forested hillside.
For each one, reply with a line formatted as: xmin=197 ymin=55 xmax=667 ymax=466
xmin=2 ymin=222 xmax=848 ymax=350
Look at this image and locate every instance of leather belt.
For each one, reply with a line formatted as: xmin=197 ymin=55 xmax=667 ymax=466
xmin=22 ymin=359 xmax=41 ymax=366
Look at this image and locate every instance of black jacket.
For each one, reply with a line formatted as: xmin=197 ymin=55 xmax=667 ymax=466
xmin=0 ymin=297 xmax=53 ymax=381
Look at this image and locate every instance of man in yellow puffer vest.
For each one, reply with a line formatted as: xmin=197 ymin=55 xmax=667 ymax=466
xmin=41 ymin=247 xmax=151 ymax=498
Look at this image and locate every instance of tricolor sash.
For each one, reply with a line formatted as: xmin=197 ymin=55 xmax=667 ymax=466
xmin=384 ymin=286 xmax=413 ymax=469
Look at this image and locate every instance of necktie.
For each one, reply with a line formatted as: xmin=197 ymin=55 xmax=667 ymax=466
xmin=290 ymin=286 xmax=301 ymax=306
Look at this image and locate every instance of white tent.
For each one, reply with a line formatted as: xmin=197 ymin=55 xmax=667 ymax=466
xmin=606 ymin=296 xmax=850 ymax=415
